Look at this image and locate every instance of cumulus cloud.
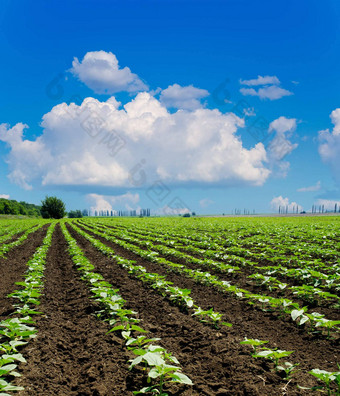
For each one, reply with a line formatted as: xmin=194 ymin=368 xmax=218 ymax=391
xmin=240 ymin=75 xmax=280 ymax=86
xmin=0 ymin=123 xmax=49 ymax=190
xmin=318 ymin=109 xmax=340 ymax=185
xmin=160 ymin=84 xmax=209 ymax=110
xmin=240 ymin=86 xmax=293 ymax=100
xmin=70 ymin=51 xmax=147 ymax=94
xmin=297 ymin=181 xmax=321 ymax=192
xmin=0 ymin=194 xmax=10 ymax=199
xmin=269 ymin=116 xmax=297 ymax=135
xmin=266 ymin=116 xmax=298 ymax=176
xmin=86 ymin=192 xmax=139 ymax=214
xmin=0 ymin=93 xmax=271 ymax=191
xmin=270 ymin=196 xmax=302 ymax=212
xmin=240 ymin=75 xmax=293 ymax=100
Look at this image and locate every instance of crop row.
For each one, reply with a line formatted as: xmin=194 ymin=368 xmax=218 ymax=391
xmin=0 ymin=223 xmax=47 ymax=259
xmin=0 ymin=223 xmax=55 ymax=395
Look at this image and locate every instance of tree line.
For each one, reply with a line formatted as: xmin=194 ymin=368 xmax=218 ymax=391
xmin=0 ymin=198 xmax=41 ymax=217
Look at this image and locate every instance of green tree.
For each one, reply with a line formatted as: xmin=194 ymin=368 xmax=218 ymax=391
xmin=41 ymin=196 xmax=66 ymax=219
xmin=68 ymin=210 xmax=83 ymax=218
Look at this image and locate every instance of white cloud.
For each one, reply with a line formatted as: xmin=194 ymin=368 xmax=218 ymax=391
xmin=297 ymin=181 xmax=321 ymax=192
xmin=240 ymin=75 xmax=280 ymax=86
xmin=0 ymin=194 xmax=10 ymax=199
xmin=160 ymin=84 xmax=209 ymax=110
xmin=0 ymin=93 xmax=271 ymax=190
xmin=239 ymin=75 xmax=293 ymax=100
xmin=270 ymin=196 xmax=302 ymax=212
xmin=330 ymin=108 xmax=340 ymax=135
xmin=318 ymin=108 xmax=340 ymax=184
xmin=70 ymin=51 xmax=147 ymax=94
xmin=0 ymin=123 xmax=49 ymax=190
xmin=315 ymin=199 xmax=340 ymax=211
xmin=266 ymin=116 xmax=298 ymax=176
xmin=199 ymin=198 xmax=214 ymax=208
xmin=86 ymin=192 xmax=139 ymax=214
xmin=269 ymin=116 xmax=297 ymax=135
xmin=240 ymin=86 xmax=293 ymax=100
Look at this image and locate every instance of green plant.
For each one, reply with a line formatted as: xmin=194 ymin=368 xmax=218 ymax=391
xmin=130 ymin=346 xmax=192 ymax=395
xmin=239 ymin=337 xmax=269 ymax=354
xmin=316 ymin=319 xmax=340 ymax=339
xmin=308 ymin=368 xmax=340 ymax=395
xmin=192 ymin=307 xmax=231 ymax=329
xmin=277 ymin=362 xmax=299 ymax=380
xmin=126 ymin=335 xmax=161 ymax=350
xmin=253 ymin=348 xmax=294 ymax=370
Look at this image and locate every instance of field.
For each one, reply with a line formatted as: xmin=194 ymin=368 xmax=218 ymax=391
xmin=0 ymin=216 xmax=339 ymax=395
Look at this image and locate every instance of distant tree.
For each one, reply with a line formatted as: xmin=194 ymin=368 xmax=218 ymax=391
xmin=41 ymin=196 xmax=66 ymax=219
xmin=82 ymin=209 xmax=89 ymax=217
xmin=68 ymin=210 xmax=83 ymax=218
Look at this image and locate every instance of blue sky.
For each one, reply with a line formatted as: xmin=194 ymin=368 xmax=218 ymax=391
xmin=0 ymin=0 xmax=340 ymax=215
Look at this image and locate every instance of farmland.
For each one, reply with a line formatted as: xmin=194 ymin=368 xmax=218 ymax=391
xmin=0 ymin=216 xmax=339 ymax=395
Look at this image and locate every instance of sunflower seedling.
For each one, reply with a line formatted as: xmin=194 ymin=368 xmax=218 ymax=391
xmin=315 ymin=319 xmax=340 ymax=339
xmin=130 ymin=346 xmax=192 ymax=395
xmin=308 ymin=368 xmax=340 ymax=396
xmin=126 ymin=336 xmax=161 ymax=350
xmin=253 ymin=348 xmax=294 ymax=371
xmin=277 ymin=362 xmax=300 ymax=380
xmin=239 ymin=338 xmax=269 ymax=355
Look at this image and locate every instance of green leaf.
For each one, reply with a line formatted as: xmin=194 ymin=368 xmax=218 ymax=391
xmin=142 ymin=352 xmax=165 ymax=367
xmin=131 ymin=325 xmax=148 ymax=333
xmin=253 ymin=350 xmax=274 ymax=358
xmin=122 ymin=331 xmax=131 ymax=340
xmin=0 ymin=364 xmax=17 ymax=376
xmin=148 ymin=367 xmax=161 ymax=379
xmin=2 ymin=354 xmax=26 ymax=363
xmin=291 ymin=309 xmax=304 ymax=321
xmin=133 ymin=386 xmax=155 ymax=395
xmin=171 ymin=372 xmax=193 ymax=385
xmin=107 ymin=325 xmax=124 ymax=334
xmin=299 ymin=315 xmax=309 ymax=325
